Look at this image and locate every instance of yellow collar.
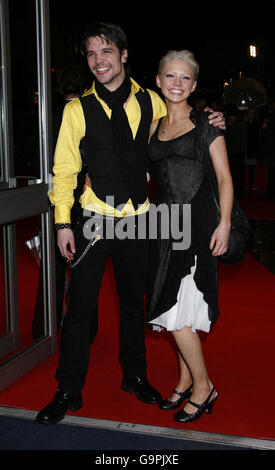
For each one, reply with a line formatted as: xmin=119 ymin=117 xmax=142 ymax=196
xmin=83 ymin=77 xmax=143 ymax=98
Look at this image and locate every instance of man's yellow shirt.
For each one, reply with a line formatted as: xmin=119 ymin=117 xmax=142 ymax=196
xmin=49 ymin=78 xmax=167 ymax=223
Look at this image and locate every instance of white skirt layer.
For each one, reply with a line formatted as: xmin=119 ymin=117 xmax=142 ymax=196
xmin=149 ymin=257 xmax=211 ymax=333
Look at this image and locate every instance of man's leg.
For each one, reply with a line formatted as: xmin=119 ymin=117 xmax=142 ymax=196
xmin=36 ymin=220 xmax=109 ymax=424
xmin=112 ymin=236 xmax=161 ymax=404
xmin=56 ymin=257 xmax=105 ymax=394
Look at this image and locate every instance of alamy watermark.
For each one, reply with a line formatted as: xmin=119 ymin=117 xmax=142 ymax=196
xmin=82 ymin=197 xmax=191 ymax=251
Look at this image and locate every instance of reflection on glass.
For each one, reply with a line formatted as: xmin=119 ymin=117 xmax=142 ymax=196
xmin=0 ymin=225 xmax=7 ymax=338
xmin=0 ymin=38 xmax=4 ymax=184
xmin=9 ymin=0 xmax=40 ymax=185
xmin=17 ymin=215 xmax=44 ymax=346
xmin=0 ymin=215 xmax=46 ymax=366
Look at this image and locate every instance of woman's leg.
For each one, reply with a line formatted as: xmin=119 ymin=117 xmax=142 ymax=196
xmin=172 ymin=326 xmax=215 ymax=413
xmin=166 ymin=350 xmax=192 ymax=402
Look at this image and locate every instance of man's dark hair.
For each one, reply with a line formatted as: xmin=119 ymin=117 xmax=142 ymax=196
xmin=80 ymin=22 xmax=128 ymax=57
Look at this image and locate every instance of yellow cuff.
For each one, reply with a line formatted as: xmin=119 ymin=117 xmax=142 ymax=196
xmin=54 ymin=205 xmax=71 ymax=224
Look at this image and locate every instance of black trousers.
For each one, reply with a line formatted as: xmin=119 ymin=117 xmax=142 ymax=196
xmin=56 ymin=216 xmax=149 ymax=394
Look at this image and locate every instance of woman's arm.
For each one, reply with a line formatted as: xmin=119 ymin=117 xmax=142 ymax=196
xmin=208 ymin=136 xmax=234 ymax=256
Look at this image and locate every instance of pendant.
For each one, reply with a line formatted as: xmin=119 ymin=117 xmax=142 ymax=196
xmin=161 ymin=128 xmax=166 ymax=134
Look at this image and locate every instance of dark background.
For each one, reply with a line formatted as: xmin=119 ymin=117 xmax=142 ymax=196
xmin=8 ymin=1 xmax=275 ymax=177
xmin=49 ymin=2 xmax=275 ymax=96
xmin=9 ymin=1 xmax=275 ymax=106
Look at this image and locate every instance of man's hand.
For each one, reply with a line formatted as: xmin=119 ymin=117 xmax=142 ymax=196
xmin=204 ymin=107 xmax=226 ymax=130
xmin=57 ymin=228 xmax=75 ymax=261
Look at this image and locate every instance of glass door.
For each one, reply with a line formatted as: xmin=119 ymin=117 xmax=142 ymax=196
xmin=0 ymin=0 xmax=57 ymax=392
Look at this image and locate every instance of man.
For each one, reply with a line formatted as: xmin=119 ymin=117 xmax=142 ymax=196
xmin=32 ymin=64 xmax=91 ymax=340
xmin=36 ymin=22 xmax=225 ymax=425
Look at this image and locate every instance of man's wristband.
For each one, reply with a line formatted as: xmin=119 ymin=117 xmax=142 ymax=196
xmin=55 ymin=223 xmax=72 ymax=230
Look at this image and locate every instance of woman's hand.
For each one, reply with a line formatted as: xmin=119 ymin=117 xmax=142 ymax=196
xmin=209 ymin=221 xmax=231 ymax=256
xmin=209 ymin=136 xmax=233 ymax=257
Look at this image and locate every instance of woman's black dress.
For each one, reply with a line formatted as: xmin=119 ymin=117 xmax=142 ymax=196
xmin=147 ymin=112 xmax=223 ymax=331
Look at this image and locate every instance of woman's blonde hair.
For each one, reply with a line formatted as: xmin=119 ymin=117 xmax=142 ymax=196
xmin=158 ymin=50 xmax=199 ymax=81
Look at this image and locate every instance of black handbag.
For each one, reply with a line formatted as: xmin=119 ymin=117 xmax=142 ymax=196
xmin=196 ymin=112 xmax=252 ymax=265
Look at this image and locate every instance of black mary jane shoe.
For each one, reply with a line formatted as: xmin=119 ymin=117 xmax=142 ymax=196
xmin=158 ymin=385 xmax=193 ymax=410
xmin=174 ymin=386 xmax=218 ymax=423
xmin=35 ymin=389 xmax=83 ymax=425
xmin=121 ymin=375 xmax=162 ymax=404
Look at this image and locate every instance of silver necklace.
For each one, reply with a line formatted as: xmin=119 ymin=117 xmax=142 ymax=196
xmin=161 ymin=113 xmax=191 ymax=134
xmin=161 ymin=119 xmax=168 ymax=134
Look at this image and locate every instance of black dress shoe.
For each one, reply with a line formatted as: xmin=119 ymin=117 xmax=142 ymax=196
xmin=158 ymin=385 xmax=193 ymax=410
xmin=121 ymin=376 xmax=162 ymax=404
xmin=174 ymin=386 xmax=218 ymax=423
xmin=35 ymin=389 xmax=83 ymax=425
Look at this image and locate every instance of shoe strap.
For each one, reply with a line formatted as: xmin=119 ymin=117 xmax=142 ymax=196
xmin=187 ymin=386 xmax=216 ymax=410
xmin=173 ymin=385 xmax=192 ymax=398
xmin=187 ymin=399 xmax=202 ymax=410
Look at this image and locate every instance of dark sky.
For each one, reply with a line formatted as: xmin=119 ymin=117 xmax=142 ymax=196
xmin=49 ymin=2 xmax=275 ymax=97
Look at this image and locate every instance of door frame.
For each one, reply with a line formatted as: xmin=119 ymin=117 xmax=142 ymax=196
xmin=0 ymin=0 xmax=57 ymax=392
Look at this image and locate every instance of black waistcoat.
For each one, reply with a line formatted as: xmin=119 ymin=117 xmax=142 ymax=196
xmin=79 ymin=88 xmax=153 ymax=210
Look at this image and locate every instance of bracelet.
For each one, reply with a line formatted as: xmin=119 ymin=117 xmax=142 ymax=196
xmin=55 ymin=223 xmax=72 ymax=230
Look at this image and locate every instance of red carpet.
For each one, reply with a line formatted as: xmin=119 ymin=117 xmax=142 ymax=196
xmin=0 ymin=253 xmax=275 ymax=440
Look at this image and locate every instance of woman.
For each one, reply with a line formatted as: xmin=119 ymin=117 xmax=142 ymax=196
xmin=147 ymin=50 xmax=233 ymax=423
